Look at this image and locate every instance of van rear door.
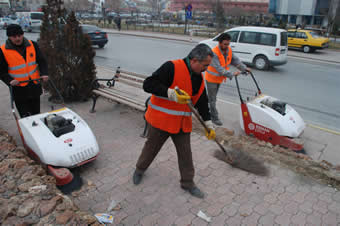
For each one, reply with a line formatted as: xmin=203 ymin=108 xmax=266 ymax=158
xmin=280 ymin=31 xmax=288 ymax=55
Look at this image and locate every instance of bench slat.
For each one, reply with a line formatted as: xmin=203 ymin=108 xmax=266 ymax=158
xmin=93 ymin=90 xmax=145 ymax=111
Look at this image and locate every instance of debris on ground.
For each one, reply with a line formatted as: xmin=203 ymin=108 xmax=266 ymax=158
xmin=197 ymin=210 xmax=211 ymax=222
xmin=193 ymin=122 xmax=340 ymax=190
xmin=107 ymin=200 xmax=121 ymax=212
xmin=95 ymin=213 xmax=114 ymax=224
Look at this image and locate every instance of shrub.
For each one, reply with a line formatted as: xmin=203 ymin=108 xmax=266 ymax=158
xmin=39 ymin=0 xmax=96 ymax=102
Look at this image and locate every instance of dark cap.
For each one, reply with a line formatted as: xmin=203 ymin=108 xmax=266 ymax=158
xmin=6 ymin=24 xmax=24 ymax=37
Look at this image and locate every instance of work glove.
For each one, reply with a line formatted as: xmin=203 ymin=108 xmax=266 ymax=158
xmin=204 ymin=120 xmax=216 ymax=140
xmin=10 ymin=79 xmax=19 ymax=86
xmin=167 ymin=88 xmax=191 ymax=104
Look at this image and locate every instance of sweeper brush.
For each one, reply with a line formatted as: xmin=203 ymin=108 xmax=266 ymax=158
xmin=175 ymin=88 xmax=268 ymax=176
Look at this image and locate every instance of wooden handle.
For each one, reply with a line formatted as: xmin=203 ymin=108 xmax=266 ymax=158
xmin=175 ymin=87 xmax=233 ymax=161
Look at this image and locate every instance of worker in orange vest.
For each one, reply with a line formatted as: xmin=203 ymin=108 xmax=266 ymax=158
xmin=205 ymin=33 xmax=250 ymax=126
xmin=0 ymin=24 xmax=48 ymax=118
xmin=133 ymin=44 xmax=215 ymax=199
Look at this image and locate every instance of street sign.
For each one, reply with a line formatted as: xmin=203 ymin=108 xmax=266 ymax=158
xmin=185 ymin=3 xmax=192 ymax=19
xmin=186 ymin=3 xmax=192 ymax=12
xmin=186 ymin=10 xmax=192 ymax=19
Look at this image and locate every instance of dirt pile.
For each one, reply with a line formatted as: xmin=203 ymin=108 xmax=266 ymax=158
xmin=193 ymin=122 xmax=340 ymax=190
xmin=0 ymin=128 xmax=101 ymax=225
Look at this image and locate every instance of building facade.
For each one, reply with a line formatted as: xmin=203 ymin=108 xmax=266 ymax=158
xmin=168 ymin=0 xmax=268 ymax=14
xmin=10 ymin=0 xmax=46 ymax=11
xmin=269 ymin=0 xmax=330 ymax=27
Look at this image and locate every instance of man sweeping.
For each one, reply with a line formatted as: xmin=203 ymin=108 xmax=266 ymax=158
xmin=133 ymin=44 xmax=216 ymax=199
xmin=205 ymin=33 xmax=250 ymax=126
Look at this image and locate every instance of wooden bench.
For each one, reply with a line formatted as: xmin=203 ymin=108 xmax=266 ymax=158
xmin=90 ymin=66 xmax=151 ymax=136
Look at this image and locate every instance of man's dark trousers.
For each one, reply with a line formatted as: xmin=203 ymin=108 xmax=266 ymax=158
xmin=15 ymin=97 xmax=40 ymax=118
xmin=136 ymin=125 xmax=195 ymax=189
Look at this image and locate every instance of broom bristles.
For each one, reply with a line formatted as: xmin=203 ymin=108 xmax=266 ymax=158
xmin=57 ymin=168 xmax=83 ymax=194
xmin=213 ymin=149 xmax=269 ymax=176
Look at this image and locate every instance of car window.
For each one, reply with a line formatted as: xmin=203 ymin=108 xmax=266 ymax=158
xmin=227 ymin=31 xmax=240 ymax=42
xmin=281 ymin=32 xmax=287 ymax=46
xmin=239 ymin=31 xmax=257 ymax=44
xmin=81 ymin=25 xmax=101 ymax=33
xmin=258 ymin=33 xmax=276 ymax=46
xmin=30 ymin=13 xmax=43 ymax=20
xmin=287 ymin=32 xmax=296 ymax=38
xmin=296 ymin=32 xmax=308 ymax=39
xmin=309 ymin=31 xmax=321 ymax=38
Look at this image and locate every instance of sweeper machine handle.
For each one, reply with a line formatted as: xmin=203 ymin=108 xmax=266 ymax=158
xmin=174 ymin=87 xmax=233 ymax=163
xmin=9 ymin=78 xmax=64 ymax=117
xmin=235 ymin=71 xmax=262 ymax=104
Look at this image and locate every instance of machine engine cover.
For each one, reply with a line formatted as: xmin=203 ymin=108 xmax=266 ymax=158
xmin=240 ymin=95 xmax=305 ymax=137
xmin=18 ymin=107 xmax=100 ymax=167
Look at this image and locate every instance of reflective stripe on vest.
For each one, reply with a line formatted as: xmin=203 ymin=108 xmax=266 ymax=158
xmin=205 ymin=45 xmax=232 ymax=84
xmin=145 ymin=59 xmax=205 ymax=134
xmin=1 ymin=40 xmax=40 ymax=87
xmin=148 ymin=102 xmax=192 ymax=116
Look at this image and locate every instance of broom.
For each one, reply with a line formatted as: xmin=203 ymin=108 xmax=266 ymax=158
xmin=175 ymin=88 xmax=268 ymax=176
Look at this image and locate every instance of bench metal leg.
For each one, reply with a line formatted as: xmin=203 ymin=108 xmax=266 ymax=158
xmin=140 ymin=96 xmax=151 ymax=138
xmin=140 ymin=120 xmax=149 ymax=138
xmin=90 ymin=94 xmax=99 ymax=113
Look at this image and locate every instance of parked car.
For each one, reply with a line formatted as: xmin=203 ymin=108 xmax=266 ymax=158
xmin=200 ymin=26 xmax=288 ymax=70
xmin=287 ymin=29 xmax=330 ymax=53
xmin=80 ymin=25 xmax=108 ymax=48
xmin=0 ymin=18 xmax=13 ymax=29
xmin=16 ymin=12 xmax=44 ymax=32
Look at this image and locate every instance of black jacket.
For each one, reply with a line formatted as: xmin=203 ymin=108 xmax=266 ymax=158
xmin=0 ymin=38 xmax=48 ymax=101
xmin=143 ymin=58 xmax=211 ymax=121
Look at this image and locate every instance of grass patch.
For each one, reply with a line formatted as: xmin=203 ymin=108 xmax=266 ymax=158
xmin=329 ymin=41 xmax=340 ymax=50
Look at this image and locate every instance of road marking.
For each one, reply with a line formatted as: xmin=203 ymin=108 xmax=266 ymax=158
xmin=307 ymin=123 xmax=340 ymax=136
xmin=288 ymin=55 xmax=340 ymax=66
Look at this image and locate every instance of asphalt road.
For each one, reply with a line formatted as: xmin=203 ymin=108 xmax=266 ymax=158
xmin=1 ymin=31 xmax=339 ymax=132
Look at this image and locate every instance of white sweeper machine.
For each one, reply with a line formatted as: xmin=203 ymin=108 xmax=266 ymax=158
xmin=235 ymin=72 xmax=306 ymax=153
xmin=9 ymin=78 xmax=100 ymax=193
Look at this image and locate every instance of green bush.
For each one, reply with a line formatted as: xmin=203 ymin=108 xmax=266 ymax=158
xmin=39 ymin=0 xmax=96 ymax=102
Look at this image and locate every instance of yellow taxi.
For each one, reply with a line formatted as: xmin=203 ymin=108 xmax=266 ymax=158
xmin=287 ymin=29 xmax=329 ymax=53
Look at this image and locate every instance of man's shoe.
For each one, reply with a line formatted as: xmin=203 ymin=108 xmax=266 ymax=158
xmin=212 ymin=119 xmax=223 ymax=126
xmin=181 ymin=186 xmax=205 ymax=199
xmin=133 ymin=171 xmax=143 ymax=185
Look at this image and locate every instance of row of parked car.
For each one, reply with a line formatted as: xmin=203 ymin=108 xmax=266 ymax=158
xmin=0 ymin=17 xmax=19 ymax=29
xmin=200 ymin=26 xmax=330 ymax=70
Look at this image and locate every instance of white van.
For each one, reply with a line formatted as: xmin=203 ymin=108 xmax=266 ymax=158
xmin=16 ymin=12 xmax=44 ymax=32
xmin=200 ymin=26 xmax=288 ymax=70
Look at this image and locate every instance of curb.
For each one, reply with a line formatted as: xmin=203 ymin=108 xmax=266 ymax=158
xmin=105 ymin=30 xmax=197 ymax=43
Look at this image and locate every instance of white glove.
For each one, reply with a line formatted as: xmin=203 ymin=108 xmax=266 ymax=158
xmin=204 ymin=120 xmax=216 ymax=140
xmin=167 ymin=88 xmax=190 ymax=104
xmin=205 ymin=120 xmax=214 ymax=130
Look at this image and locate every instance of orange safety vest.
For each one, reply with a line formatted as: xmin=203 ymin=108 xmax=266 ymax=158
xmin=145 ymin=59 xmax=205 ymax=134
xmin=205 ymin=45 xmax=232 ymax=84
xmin=1 ymin=40 xmax=40 ymax=87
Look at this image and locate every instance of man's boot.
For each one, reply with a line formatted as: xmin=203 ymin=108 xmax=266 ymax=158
xmin=212 ymin=118 xmax=223 ymax=126
xmin=132 ymin=170 xmax=143 ymax=185
xmin=181 ymin=186 xmax=205 ymax=199
xmin=210 ymin=102 xmax=223 ymax=126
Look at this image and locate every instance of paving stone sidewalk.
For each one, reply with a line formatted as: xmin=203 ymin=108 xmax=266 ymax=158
xmin=67 ymin=97 xmax=340 ymax=225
